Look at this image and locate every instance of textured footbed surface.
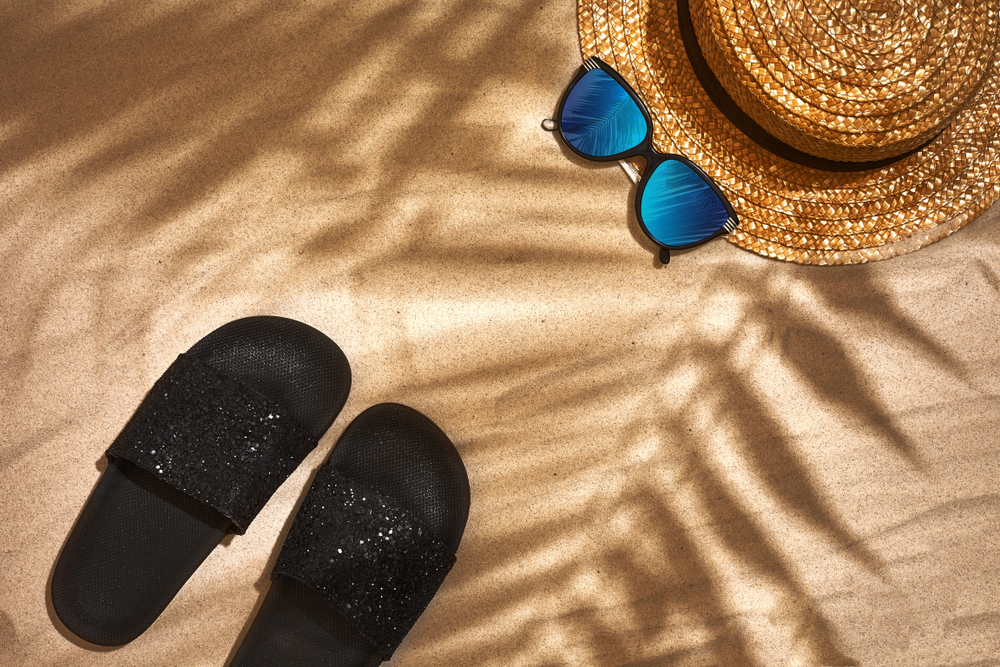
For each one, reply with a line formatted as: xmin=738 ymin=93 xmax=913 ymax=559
xmin=50 ymin=316 xmax=351 ymax=646
xmin=49 ymin=458 xmax=232 ymax=646
xmin=228 ymin=403 xmax=470 ymax=667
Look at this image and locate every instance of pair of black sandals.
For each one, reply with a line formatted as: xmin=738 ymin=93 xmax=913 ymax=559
xmin=50 ymin=316 xmax=471 ymax=666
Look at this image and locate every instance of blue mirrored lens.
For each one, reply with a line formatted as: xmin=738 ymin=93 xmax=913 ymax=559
xmin=559 ymin=68 xmax=647 ymax=157
xmin=640 ymin=160 xmax=730 ymax=247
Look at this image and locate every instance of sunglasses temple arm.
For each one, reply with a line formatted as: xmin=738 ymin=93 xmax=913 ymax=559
xmin=618 ymin=159 xmax=641 ymax=184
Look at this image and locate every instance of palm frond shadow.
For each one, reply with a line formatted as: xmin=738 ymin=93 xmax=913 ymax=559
xmin=369 ymin=259 xmax=942 ymax=664
xmin=0 ymin=0 xmax=976 ymax=664
xmin=805 ymin=267 xmax=973 ymax=389
xmin=707 ymin=262 xmax=956 ymax=463
xmin=0 ymin=0 xmax=632 ymax=361
xmin=0 ymin=0 xmax=599 ymax=456
xmin=695 ymin=361 xmax=885 ymax=574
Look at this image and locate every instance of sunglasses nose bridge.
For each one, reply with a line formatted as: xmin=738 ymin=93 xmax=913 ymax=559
xmin=619 ymin=148 xmax=660 ymax=185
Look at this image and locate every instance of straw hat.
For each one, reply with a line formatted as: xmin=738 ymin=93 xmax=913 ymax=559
xmin=577 ymin=0 xmax=1000 ymax=264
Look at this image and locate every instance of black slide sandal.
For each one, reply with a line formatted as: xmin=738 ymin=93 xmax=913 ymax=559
xmin=50 ymin=316 xmax=351 ymax=647
xmin=228 ymin=403 xmax=471 ymax=667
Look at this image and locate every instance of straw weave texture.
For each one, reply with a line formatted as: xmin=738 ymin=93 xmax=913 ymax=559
xmin=579 ymin=0 xmax=1000 ymax=264
xmin=693 ymin=0 xmax=998 ymax=162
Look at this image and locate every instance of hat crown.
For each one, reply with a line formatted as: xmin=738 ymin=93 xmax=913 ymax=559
xmin=691 ymin=0 xmax=1000 ymax=161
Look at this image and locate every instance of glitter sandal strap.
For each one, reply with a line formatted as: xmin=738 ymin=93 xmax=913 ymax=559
xmin=272 ymin=468 xmax=457 ymax=659
xmin=107 ymin=352 xmax=317 ymax=534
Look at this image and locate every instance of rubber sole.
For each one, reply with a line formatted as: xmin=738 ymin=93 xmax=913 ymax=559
xmin=228 ymin=403 xmax=470 ymax=667
xmin=50 ymin=316 xmax=351 ymax=646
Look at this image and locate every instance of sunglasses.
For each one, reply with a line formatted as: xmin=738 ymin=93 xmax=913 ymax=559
xmin=544 ymin=57 xmax=739 ymax=264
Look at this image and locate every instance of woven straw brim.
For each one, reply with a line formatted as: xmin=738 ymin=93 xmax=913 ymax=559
xmin=579 ymin=0 xmax=1000 ymax=265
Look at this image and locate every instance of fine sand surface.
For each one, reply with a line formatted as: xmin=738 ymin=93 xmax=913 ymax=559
xmin=2 ymin=1 xmax=999 ymax=666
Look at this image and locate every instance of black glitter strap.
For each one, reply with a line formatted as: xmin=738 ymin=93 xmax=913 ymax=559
xmin=273 ymin=468 xmax=457 ymax=659
xmin=107 ymin=353 xmax=317 ymax=534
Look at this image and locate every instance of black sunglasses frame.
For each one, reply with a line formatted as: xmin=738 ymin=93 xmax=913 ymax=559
xmin=548 ymin=56 xmax=739 ymax=263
